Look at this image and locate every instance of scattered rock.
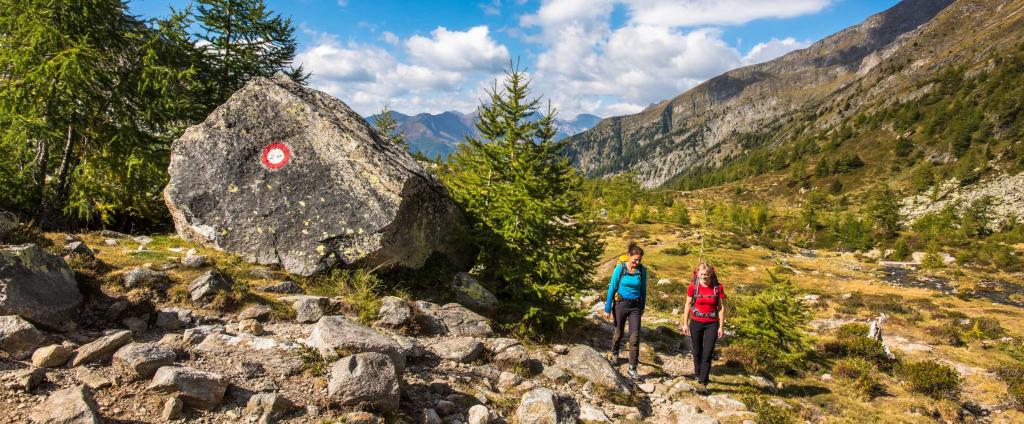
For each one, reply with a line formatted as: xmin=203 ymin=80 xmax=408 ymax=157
xmin=749 ymin=375 xmax=773 ymax=390
xmin=155 ymin=308 xmax=195 ymax=331
xmin=0 ymin=315 xmax=45 ymax=360
xmin=414 ymin=301 xmax=494 ymax=337
xmin=376 ymin=296 xmax=412 ymax=328
xmin=0 ymin=244 xmax=83 ymax=330
xmin=467 ymin=404 xmax=490 ymax=424
xmin=123 ymin=317 xmax=148 ymax=334
xmin=638 ymin=383 xmax=656 ymax=393
xmin=515 ymin=387 xmax=574 ymax=424
xmin=706 ymin=394 xmax=747 ymax=412
xmin=6 ymin=368 xmax=46 ymax=391
xmin=306 ymin=316 xmax=406 ymax=372
xmin=123 ymin=267 xmax=170 ymax=289
xmin=543 ymin=365 xmax=570 ymax=383
xmin=32 ymin=344 xmax=74 ymax=368
xmin=260 ymin=281 xmax=304 ymax=294
xmin=292 ymin=296 xmax=329 ymax=323
xmin=238 ymin=319 xmax=265 ymax=335
xmin=148 ymin=366 xmax=228 ymax=409
xmin=245 ymin=392 xmax=293 ymax=423
xmin=425 ymin=337 xmax=484 ymax=362
xmin=451 ymin=272 xmax=498 ymax=311
xmin=180 ymin=253 xmax=209 ymax=268
xmin=552 ymin=344 xmax=569 ymax=354
xmin=555 ymin=344 xmax=626 ymax=392
xmin=345 ymin=411 xmax=385 ymax=424
xmin=71 ymin=330 xmax=132 ymax=367
xmin=162 ymin=396 xmax=184 ymax=421
xmin=75 ymin=368 xmax=112 ymax=390
xmin=182 ymin=324 xmax=225 ymax=346
xmin=579 ymin=402 xmax=610 ymax=423
xmin=327 ymin=352 xmax=400 ymax=413
xmin=28 ymin=385 xmax=101 ymax=424
xmin=239 ymin=304 xmax=272 ymax=321
xmin=163 ymin=73 xmax=470 ymax=276
xmin=112 ymin=342 xmax=177 ymax=380
xmin=62 ymin=241 xmax=95 ymax=262
xmin=134 ymin=235 xmax=154 ymax=245
xmin=435 ymin=399 xmax=457 ymax=415
xmin=188 ymin=270 xmax=233 ymax=302
xmin=497 ymin=371 xmax=523 ymax=392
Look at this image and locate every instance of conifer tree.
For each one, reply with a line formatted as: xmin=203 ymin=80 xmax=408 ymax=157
xmin=731 ymin=272 xmax=812 ymax=373
xmin=195 ymin=0 xmax=307 ymax=103
xmin=0 ymin=0 xmax=202 ymax=225
xmin=373 ymin=106 xmax=407 ymax=150
xmin=443 ymin=66 xmax=603 ymax=335
xmin=866 ymin=184 xmax=902 ymax=239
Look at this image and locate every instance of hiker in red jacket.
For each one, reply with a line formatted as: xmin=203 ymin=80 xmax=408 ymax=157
xmin=681 ymin=261 xmax=726 ymax=394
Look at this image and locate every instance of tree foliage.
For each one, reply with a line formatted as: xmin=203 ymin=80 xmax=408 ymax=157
xmin=442 ymin=66 xmax=604 ymax=337
xmin=373 ymin=106 xmax=407 ymax=150
xmin=729 ymin=272 xmax=812 ymax=373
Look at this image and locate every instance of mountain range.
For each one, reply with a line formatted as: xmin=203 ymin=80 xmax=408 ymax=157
xmin=565 ymin=0 xmax=1024 ymax=195
xmin=367 ymin=111 xmax=601 ymax=159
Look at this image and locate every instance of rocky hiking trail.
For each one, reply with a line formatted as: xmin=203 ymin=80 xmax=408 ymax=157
xmin=2 ymin=223 xmax=1023 ymax=423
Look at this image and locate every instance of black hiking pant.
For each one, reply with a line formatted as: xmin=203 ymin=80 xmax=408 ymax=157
xmin=689 ymin=320 xmax=720 ymax=386
xmin=611 ymin=298 xmax=643 ymax=369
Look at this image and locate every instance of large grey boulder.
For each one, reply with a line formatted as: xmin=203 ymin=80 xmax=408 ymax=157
xmin=424 ymin=337 xmax=484 ymax=363
xmin=0 ymin=244 xmax=83 ymax=330
xmin=148 ymin=366 xmax=228 ymax=409
xmin=163 ymin=73 xmax=470 ymax=276
xmin=28 ymin=385 xmax=101 ymax=424
xmin=305 ymin=316 xmax=405 ymax=372
xmin=556 ymin=345 xmax=626 ymax=393
xmin=327 ymin=352 xmax=400 ymax=413
xmin=71 ymin=330 xmax=132 ymax=367
xmin=0 ymin=315 xmax=45 ymax=360
xmin=112 ymin=342 xmax=177 ymax=380
xmin=414 ymin=301 xmax=493 ymax=337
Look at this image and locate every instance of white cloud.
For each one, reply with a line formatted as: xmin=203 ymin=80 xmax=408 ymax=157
xmin=741 ymin=37 xmax=811 ymax=65
xmin=406 ymin=26 xmax=511 ymax=72
xmin=480 ymin=0 xmax=502 ymax=16
xmin=381 ymin=31 xmax=400 ymax=45
xmin=624 ymin=0 xmax=832 ymax=27
xmin=521 ymin=0 xmax=831 ymax=116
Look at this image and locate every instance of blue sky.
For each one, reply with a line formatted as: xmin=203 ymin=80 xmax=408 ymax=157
xmin=129 ymin=0 xmax=901 ymax=117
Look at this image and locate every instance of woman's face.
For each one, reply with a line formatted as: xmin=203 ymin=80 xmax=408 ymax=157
xmin=697 ymin=267 xmax=710 ymax=282
xmin=629 ymin=254 xmax=642 ymax=267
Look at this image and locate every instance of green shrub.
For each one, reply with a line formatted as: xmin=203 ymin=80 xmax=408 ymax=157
xmin=728 ymin=272 xmax=812 ymax=374
xmin=834 ymin=323 xmax=869 ymax=340
xmin=832 ymin=358 xmax=885 ymax=399
xmin=897 ymin=360 xmax=962 ymax=400
xmin=996 ymin=363 xmax=1024 ymax=410
xmin=741 ymin=395 xmax=797 ymax=424
xmin=303 ymin=269 xmax=384 ymax=325
xmin=662 ymin=243 xmax=691 ymax=256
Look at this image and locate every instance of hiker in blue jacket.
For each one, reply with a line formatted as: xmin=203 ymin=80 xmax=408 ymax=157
xmin=604 ymin=241 xmax=647 ymax=379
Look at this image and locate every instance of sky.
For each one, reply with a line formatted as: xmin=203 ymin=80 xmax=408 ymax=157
xmin=128 ymin=0 xmax=902 ymax=118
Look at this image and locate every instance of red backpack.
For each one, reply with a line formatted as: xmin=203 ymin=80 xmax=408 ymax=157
xmin=688 ymin=266 xmax=720 ymax=319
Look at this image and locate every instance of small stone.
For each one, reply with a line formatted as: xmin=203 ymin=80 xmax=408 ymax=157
xmin=239 ymin=305 xmax=272 ymax=321
xmin=148 ymin=366 xmax=228 ymax=409
xmin=32 ymin=344 xmax=74 ymax=368
xmin=7 ymin=368 xmax=45 ymax=391
xmin=245 ymin=392 xmax=293 ymax=423
xmin=238 ymin=319 xmax=264 ymax=335
xmin=425 ymin=337 xmax=484 ymax=363
xmin=497 ymin=371 xmax=523 ymax=393
xmin=467 ymin=405 xmax=490 ymax=424
xmin=292 ymin=296 xmax=329 ymax=323
xmin=543 ymin=365 xmax=569 ymax=383
xmin=75 ymin=368 xmax=112 ymax=390
xmin=638 ymin=383 xmax=656 ymax=393
xmin=821 ymin=373 xmax=833 ymax=381
xmin=0 ymin=315 xmax=45 ymax=360
xmin=435 ymin=399 xmax=457 ymax=416
xmin=422 ymin=408 xmax=442 ymax=424
xmin=552 ymin=344 xmax=569 ymax=354
xmin=260 ymin=280 xmax=304 ymax=294
xmin=181 ymin=254 xmax=209 ymax=268
xmin=104 ymin=238 xmax=118 ymax=246
xmin=123 ymin=317 xmax=148 ymax=333
xmin=28 ymin=385 xmax=101 ymax=423
xmin=71 ymin=330 xmax=132 ymax=367
xmin=123 ymin=267 xmax=170 ymax=289
xmin=187 ymin=270 xmax=233 ymax=302
xmin=579 ymin=402 xmax=610 ymax=423
xmin=162 ymin=396 xmax=183 ymax=421
xmin=113 ymin=342 xmax=177 ymax=380
xmin=182 ymin=324 xmax=225 ymax=346
xmin=155 ymin=308 xmax=194 ymax=331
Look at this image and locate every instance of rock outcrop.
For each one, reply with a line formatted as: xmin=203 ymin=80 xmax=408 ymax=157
xmin=163 ymin=73 xmax=470 ymax=276
xmin=0 ymin=244 xmax=83 ymax=330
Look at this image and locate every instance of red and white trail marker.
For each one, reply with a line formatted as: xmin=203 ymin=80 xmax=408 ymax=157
xmin=261 ymin=142 xmax=290 ymax=170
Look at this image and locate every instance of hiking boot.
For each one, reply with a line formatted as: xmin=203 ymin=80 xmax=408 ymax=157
xmin=697 ymin=383 xmax=709 ymax=395
xmin=608 ymin=351 xmax=620 ymax=365
xmin=628 ymin=368 xmax=639 ymax=380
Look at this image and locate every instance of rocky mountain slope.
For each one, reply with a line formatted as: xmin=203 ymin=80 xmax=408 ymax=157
xmin=565 ymin=0 xmax=1024 ymax=189
xmin=371 ymin=111 xmax=600 ymax=159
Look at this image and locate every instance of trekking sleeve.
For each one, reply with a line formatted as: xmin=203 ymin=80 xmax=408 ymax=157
xmin=605 ymin=263 xmax=621 ymax=313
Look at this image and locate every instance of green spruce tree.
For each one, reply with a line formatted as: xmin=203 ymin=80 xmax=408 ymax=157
xmin=0 ymin=0 xmax=202 ymax=225
xmin=866 ymin=184 xmax=902 ymax=240
xmin=443 ymin=66 xmax=604 ymax=337
xmin=731 ymin=272 xmax=812 ymax=373
xmin=373 ymin=106 xmax=408 ymax=151
xmin=195 ymin=0 xmax=307 ymax=103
